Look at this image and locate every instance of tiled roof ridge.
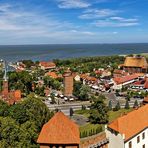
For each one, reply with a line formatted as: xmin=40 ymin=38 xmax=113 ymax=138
xmin=108 ymin=105 xmax=148 ymax=140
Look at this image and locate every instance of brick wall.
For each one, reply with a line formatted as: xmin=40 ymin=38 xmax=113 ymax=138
xmin=80 ymin=132 xmax=108 ymax=148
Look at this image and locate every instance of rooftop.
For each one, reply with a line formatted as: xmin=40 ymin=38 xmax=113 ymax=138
xmin=37 ymin=112 xmax=80 ymax=145
xmin=113 ymin=74 xmax=139 ymax=84
xmin=108 ymin=104 xmax=148 ymax=141
xmin=123 ymin=56 xmax=148 ymax=68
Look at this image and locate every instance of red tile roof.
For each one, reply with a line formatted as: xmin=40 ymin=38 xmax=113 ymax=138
xmin=37 ymin=112 xmax=80 ymax=145
xmin=144 ymin=80 xmax=148 ymax=89
xmin=40 ymin=61 xmax=56 ymax=68
xmin=108 ymin=105 xmax=148 ymax=141
xmin=45 ymin=72 xmax=58 ymax=79
xmin=113 ymin=74 xmax=139 ymax=85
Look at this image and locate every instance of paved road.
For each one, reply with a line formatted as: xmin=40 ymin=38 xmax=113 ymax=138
xmin=45 ymin=101 xmax=91 ymax=115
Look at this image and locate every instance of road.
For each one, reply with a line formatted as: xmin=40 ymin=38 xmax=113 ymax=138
xmin=45 ymin=101 xmax=91 ymax=115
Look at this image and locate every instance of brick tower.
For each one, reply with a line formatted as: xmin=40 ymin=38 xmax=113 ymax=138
xmin=63 ymin=69 xmax=73 ymax=97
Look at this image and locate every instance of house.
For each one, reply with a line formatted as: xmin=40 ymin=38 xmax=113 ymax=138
xmin=72 ymin=73 xmax=81 ymax=81
xmin=120 ymin=56 xmax=148 ymax=73
xmin=106 ymin=104 xmax=148 ymax=148
xmin=37 ymin=112 xmax=80 ymax=148
xmin=130 ymin=78 xmax=148 ymax=91
xmin=101 ymin=70 xmax=112 ymax=78
xmin=45 ymin=72 xmax=58 ymax=79
xmin=113 ymin=69 xmax=129 ymax=78
xmin=112 ymin=74 xmax=139 ymax=90
xmin=39 ymin=61 xmax=56 ymax=70
xmin=143 ymin=96 xmax=148 ymax=105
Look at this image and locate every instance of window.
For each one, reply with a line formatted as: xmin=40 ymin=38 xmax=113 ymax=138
xmin=137 ymin=136 xmax=140 ymax=143
xmin=142 ymin=132 xmax=145 ymax=139
xmin=129 ymin=141 xmax=132 ymax=148
xmin=143 ymin=144 xmax=145 ymax=148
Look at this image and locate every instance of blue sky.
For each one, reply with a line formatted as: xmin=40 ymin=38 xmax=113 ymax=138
xmin=0 ymin=0 xmax=148 ymax=44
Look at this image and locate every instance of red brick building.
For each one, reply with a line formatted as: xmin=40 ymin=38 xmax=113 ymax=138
xmin=63 ymin=70 xmax=73 ymax=97
xmin=37 ymin=112 xmax=80 ymax=148
xmin=0 ymin=64 xmax=21 ymax=105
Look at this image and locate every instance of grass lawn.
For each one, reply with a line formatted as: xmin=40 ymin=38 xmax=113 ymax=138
xmin=75 ymin=108 xmax=133 ymax=137
xmin=75 ymin=109 xmax=91 ymax=118
xmin=108 ymin=108 xmax=133 ymax=122
xmin=79 ymin=123 xmax=103 ymax=138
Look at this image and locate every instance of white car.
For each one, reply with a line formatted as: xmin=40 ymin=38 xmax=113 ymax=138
xmin=60 ymin=94 xmax=64 ymax=98
xmin=48 ymin=97 xmax=52 ymax=101
xmin=64 ymin=97 xmax=68 ymax=101
xmin=69 ymin=98 xmax=74 ymax=101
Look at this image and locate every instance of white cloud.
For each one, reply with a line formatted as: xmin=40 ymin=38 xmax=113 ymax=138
xmin=57 ymin=0 xmax=91 ymax=9
xmin=0 ymin=3 xmax=78 ymax=32
xmin=70 ymin=30 xmax=95 ymax=35
xmin=92 ymin=19 xmax=139 ymax=27
xmin=79 ymin=9 xmax=119 ymax=19
xmin=110 ymin=17 xmax=138 ymax=22
xmin=0 ymin=3 xmax=11 ymax=12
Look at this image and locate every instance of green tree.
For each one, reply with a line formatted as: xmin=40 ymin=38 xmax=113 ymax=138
xmin=69 ymin=108 xmax=74 ymax=117
xmin=79 ymin=85 xmax=91 ymax=101
xmin=0 ymin=117 xmax=22 ymax=148
xmin=108 ymin=100 xmax=112 ymax=111
xmin=114 ymin=101 xmax=121 ymax=111
xmin=0 ymin=100 xmax=9 ymax=116
xmin=73 ymin=81 xmax=82 ymax=97
xmin=133 ymin=100 xmax=139 ymax=108
xmin=8 ymin=97 xmax=53 ymax=131
xmin=125 ymin=100 xmax=130 ymax=109
xmin=89 ymin=95 xmax=108 ymax=124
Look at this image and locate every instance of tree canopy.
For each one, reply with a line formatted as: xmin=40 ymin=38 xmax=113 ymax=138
xmin=0 ymin=97 xmax=53 ymax=148
xmin=89 ymin=95 xmax=108 ymax=124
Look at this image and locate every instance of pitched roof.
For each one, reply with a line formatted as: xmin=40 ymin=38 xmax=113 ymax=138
xmin=45 ymin=72 xmax=58 ymax=79
xmin=108 ymin=105 xmax=148 ymax=141
xmin=37 ymin=112 xmax=80 ymax=145
xmin=40 ymin=61 xmax=56 ymax=68
xmin=123 ymin=56 xmax=148 ymax=68
xmin=144 ymin=80 xmax=148 ymax=89
xmin=113 ymin=74 xmax=139 ymax=85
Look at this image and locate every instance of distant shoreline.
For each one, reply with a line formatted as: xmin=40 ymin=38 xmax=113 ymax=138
xmin=0 ymin=43 xmax=148 ymax=62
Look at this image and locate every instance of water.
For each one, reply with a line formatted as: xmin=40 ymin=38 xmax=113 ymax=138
xmin=0 ymin=43 xmax=147 ymax=62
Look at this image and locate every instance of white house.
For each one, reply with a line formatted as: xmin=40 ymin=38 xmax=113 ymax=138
xmin=112 ymin=74 xmax=139 ymax=90
xmin=106 ymin=104 xmax=148 ymax=148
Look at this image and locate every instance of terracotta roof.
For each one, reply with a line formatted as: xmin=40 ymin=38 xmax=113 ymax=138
xmin=113 ymin=74 xmax=139 ymax=85
xmin=123 ymin=56 xmax=148 ymax=68
xmin=80 ymin=74 xmax=88 ymax=79
xmin=133 ymin=80 xmax=145 ymax=85
xmin=144 ymin=80 xmax=148 ymax=89
xmin=37 ymin=112 xmax=80 ymax=145
xmin=45 ymin=72 xmax=58 ymax=79
xmin=14 ymin=90 xmax=21 ymax=102
xmin=40 ymin=61 xmax=56 ymax=68
xmin=114 ymin=69 xmax=124 ymax=74
xmin=108 ymin=105 xmax=148 ymax=141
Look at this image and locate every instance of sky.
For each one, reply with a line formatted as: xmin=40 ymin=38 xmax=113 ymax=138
xmin=0 ymin=0 xmax=148 ymax=44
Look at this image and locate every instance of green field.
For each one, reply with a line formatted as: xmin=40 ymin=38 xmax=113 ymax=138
xmin=75 ymin=108 xmax=133 ymax=137
xmin=108 ymin=108 xmax=133 ymax=122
